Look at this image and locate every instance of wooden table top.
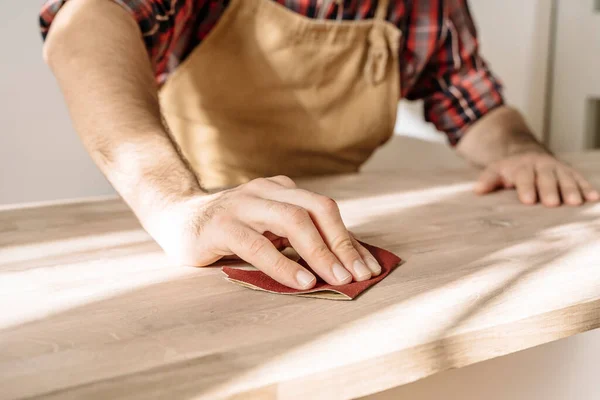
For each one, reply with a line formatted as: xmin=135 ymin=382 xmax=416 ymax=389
xmin=1 ymin=137 xmax=600 ymax=400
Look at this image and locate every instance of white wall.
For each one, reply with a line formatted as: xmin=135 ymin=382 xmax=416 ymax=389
xmin=549 ymin=0 xmax=600 ymax=152
xmin=0 ymin=1 xmax=114 ymax=205
xmin=471 ymin=0 xmax=552 ymax=139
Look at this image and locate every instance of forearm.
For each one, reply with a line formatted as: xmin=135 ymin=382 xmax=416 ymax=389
xmin=44 ymin=0 xmax=203 ymax=220
xmin=456 ymin=106 xmax=548 ymax=167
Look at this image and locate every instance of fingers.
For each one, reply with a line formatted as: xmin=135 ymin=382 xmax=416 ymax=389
xmin=349 ymin=235 xmax=382 ymax=276
xmin=483 ymin=154 xmax=598 ymax=207
xmin=241 ymin=198 xmax=353 ymax=285
xmin=571 ymin=171 xmax=600 ymax=203
xmin=556 ymin=169 xmax=582 ymax=206
xmin=226 ymin=224 xmax=317 ymax=290
xmin=535 ymin=166 xmax=560 ymax=207
xmin=260 ymin=188 xmax=374 ymax=281
xmin=264 ymin=231 xmax=291 ymax=250
xmin=474 ymin=168 xmax=503 ymax=195
xmin=514 ymin=165 xmax=537 ymax=205
xmin=244 ymin=178 xmax=374 ymax=280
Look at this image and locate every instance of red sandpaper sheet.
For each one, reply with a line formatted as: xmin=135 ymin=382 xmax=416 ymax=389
xmin=222 ymin=241 xmax=402 ymax=300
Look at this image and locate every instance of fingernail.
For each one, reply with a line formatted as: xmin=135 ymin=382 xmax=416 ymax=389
xmin=589 ymin=191 xmax=600 ymax=201
xmin=569 ymin=195 xmax=582 ymax=205
xmin=332 ymin=263 xmax=352 ymax=283
xmin=545 ymin=196 xmax=559 ymax=206
xmin=523 ymin=195 xmax=535 ymax=204
xmin=296 ymin=270 xmax=316 ymax=289
xmin=365 ymin=256 xmax=382 ymax=276
xmin=353 ymin=260 xmax=372 ymax=280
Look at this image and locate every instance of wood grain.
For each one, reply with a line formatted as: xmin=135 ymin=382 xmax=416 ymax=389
xmin=1 ymin=136 xmax=599 ymax=400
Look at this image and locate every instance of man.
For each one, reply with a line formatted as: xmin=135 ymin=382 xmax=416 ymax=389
xmin=40 ymin=0 xmax=598 ymax=291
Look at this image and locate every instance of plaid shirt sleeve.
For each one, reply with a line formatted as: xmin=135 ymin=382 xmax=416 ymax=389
xmin=39 ymin=0 xmax=200 ymax=83
xmin=405 ymin=0 xmax=504 ymax=145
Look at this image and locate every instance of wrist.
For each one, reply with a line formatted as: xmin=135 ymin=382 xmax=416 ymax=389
xmin=132 ymin=172 xmax=206 ymax=224
xmin=134 ymin=182 xmax=207 ymax=232
xmin=96 ymin=133 xmax=206 ymax=218
xmin=457 ymin=106 xmax=550 ymax=166
xmin=505 ymin=134 xmax=550 ymax=158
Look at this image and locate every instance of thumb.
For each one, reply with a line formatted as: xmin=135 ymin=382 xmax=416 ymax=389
xmin=474 ymin=168 xmax=503 ymax=195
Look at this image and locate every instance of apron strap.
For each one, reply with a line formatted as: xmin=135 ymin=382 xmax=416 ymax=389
xmin=374 ymin=0 xmax=389 ymax=21
xmin=365 ymin=0 xmax=391 ymax=84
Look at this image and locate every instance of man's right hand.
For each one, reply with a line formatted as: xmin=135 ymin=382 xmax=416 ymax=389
xmin=144 ymin=176 xmax=382 ymax=290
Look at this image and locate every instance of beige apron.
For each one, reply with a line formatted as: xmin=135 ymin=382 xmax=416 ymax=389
xmin=159 ymin=0 xmax=401 ymax=190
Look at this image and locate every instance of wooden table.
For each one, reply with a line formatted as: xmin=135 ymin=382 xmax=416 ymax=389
xmin=1 ymin=137 xmax=600 ymax=399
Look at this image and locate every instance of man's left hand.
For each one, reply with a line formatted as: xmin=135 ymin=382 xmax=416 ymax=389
xmin=474 ymin=151 xmax=599 ymax=207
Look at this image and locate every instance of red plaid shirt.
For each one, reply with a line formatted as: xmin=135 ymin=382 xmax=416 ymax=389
xmin=39 ymin=0 xmax=504 ymax=144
